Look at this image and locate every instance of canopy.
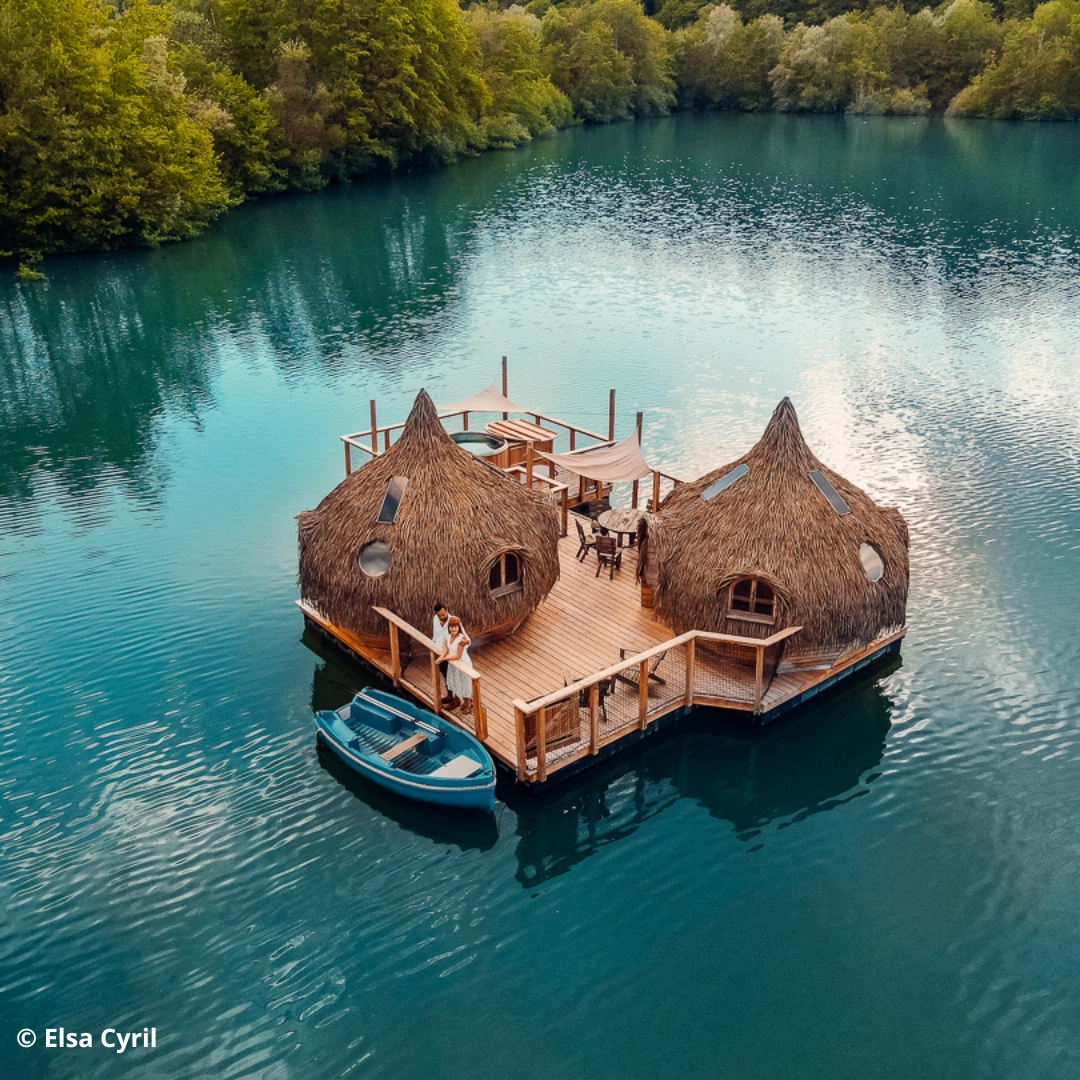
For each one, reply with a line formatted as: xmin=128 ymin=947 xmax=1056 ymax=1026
xmin=537 ymin=429 xmax=655 ymax=483
xmin=437 ymin=384 xmax=527 ymax=415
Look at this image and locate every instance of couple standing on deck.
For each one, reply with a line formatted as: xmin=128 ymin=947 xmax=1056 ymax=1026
xmin=433 ymin=603 xmax=473 ymax=714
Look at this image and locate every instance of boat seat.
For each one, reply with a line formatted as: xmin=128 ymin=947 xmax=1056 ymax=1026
xmin=430 ymin=754 xmax=483 ymax=779
xmin=380 ymin=732 xmax=427 ymax=761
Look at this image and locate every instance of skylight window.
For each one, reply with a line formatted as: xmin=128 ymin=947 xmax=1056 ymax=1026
xmin=701 ymin=463 xmax=749 ymax=501
xmin=809 ymin=470 xmax=851 ymax=515
xmin=376 ymin=476 xmax=408 ymax=524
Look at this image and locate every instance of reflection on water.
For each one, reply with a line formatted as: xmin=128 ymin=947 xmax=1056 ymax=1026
xmin=509 ymin=662 xmax=895 ymax=887
xmin=3 ymin=113 xmax=1080 ymax=1080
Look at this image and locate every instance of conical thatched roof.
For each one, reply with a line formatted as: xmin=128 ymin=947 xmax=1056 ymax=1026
xmin=298 ymin=390 xmax=560 ymax=643
xmin=651 ymin=398 xmax=908 ymax=651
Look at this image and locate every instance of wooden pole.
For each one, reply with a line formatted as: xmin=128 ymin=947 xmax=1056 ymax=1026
xmin=608 ymin=389 xmax=616 ymax=442
xmin=514 ymin=705 xmax=527 ymax=783
xmin=652 ymin=470 xmax=661 ymax=513
xmin=684 ymin=638 xmax=695 ymax=707
xmin=754 ymin=645 xmax=764 ymax=713
xmin=537 ymin=706 xmax=548 ymax=783
xmin=639 ymin=662 xmax=649 ymax=729
xmin=370 ymin=400 xmax=378 ymax=454
xmin=560 ymin=488 xmax=568 ymax=538
xmin=431 ymin=650 xmax=441 ymax=712
xmin=344 ymin=441 xmax=352 ymax=476
xmin=526 ymin=442 xmax=534 ymax=489
xmin=472 ymin=678 xmax=486 ymax=740
xmin=502 ymin=356 xmax=508 ymax=420
xmin=589 ymin=684 xmax=600 ymax=754
xmin=633 ymin=412 xmax=643 ymax=507
xmin=389 ymin=622 xmax=401 ymax=689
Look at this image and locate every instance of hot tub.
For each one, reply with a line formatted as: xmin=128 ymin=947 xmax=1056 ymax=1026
xmin=450 ymin=431 xmax=510 ymax=468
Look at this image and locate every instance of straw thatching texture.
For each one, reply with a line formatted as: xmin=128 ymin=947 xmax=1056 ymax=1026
xmin=298 ymin=390 xmax=560 ymax=644
xmin=651 ymin=398 xmax=909 ymax=652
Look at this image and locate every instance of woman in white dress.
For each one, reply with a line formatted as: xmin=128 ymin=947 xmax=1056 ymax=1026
xmin=440 ymin=617 xmax=473 ymax=714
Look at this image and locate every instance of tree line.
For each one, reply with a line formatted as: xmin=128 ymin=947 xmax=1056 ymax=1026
xmin=2 ymin=0 xmax=1077 ymax=266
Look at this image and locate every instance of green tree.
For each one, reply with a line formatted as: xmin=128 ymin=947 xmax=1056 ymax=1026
xmin=678 ymin=5 xmax=784 ymax=109
xmin=466 ymin=5 xmax=573 ymax=147
xmin=0 ymin=0 xmax=231 ymax=256
xmin=214 ymin=0 xmax=489 ymax=170
xmin=948 ymin=0 xmax=1078 ymax=115
xmin=542 ymin=0 xmax=675 ymax=121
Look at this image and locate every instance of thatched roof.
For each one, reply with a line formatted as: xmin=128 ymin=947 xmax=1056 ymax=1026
xmin=298 ymin=390 xmax=560 ymax=641
xmin=650 ymin=398 xmax=908 ymax=650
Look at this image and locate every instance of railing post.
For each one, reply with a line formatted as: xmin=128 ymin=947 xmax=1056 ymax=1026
xmin=754 ymin=645 xmax=764 ymax=713
xmin=569 ymin=428 xmax=576 ymax=452
xmin=514 ymin=705 xmax=527 ymax=782
xmin=472 ymin=678 xmax=487 ymax=740
xmin=502 ymin=356 xmax=508 ymax=420
xmin=638 ymin=661 xmax=649 ymax=729
xmin=383 ymin=428 xmax=391 ymax=451
xmin=526 ymin=442 xmax=534 ymax=488
xmin=389 ymin=621 xmax=401 ymax=689
xmin=631 ymin=479 xmax=639 ymax=509
xmin=537 ymin=706 xmax=548 ymax=783
xmin=370 ymin=400 xmax=378 ymax=454
xmin=431 ymin=650 xmax=441 ymax=712
xmin=608 ymin=389 xmax=616 ymax=442
xmin=344 ymin=440 xmax=352 ymax=476
xmin=652 ymin=470 xmax=660 ymax=512
xmin=560 ymin=488 xmax=568 ymax=538
xmin=684 ymin=638 xmax=695 ymax=707
xmin=589 ymin=684 xmax=600 ymax=754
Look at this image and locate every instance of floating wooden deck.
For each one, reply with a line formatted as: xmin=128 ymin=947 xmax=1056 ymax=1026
xmin=300 ymin=531 xmax=905 ymax=790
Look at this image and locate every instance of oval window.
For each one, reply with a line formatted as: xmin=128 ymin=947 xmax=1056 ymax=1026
xmin=859 ymin=543 xmax=884 ymax=583
xmin=359 ymin=540 xmax=393 ymax=578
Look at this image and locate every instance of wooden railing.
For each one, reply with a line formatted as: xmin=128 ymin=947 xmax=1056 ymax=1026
xmin=372 ymin=606 xmax=487 ymax=741
xmin=511 ymin=626 xmax=802 ymax=783
xmin=341 ymin=406 xmax=612 ymax=476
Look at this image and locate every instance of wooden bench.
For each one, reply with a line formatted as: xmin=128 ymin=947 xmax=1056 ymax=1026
xmin=380 ymin=732 xmax=427 ymax=761
xmin=430 ymin=754 xmax=483 ymax=779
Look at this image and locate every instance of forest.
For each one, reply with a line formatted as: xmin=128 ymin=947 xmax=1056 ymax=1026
xmin=2 ymin=0 xmax=1078 ymax=265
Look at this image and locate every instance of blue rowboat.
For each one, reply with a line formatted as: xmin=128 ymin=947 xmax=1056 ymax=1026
xmin=314 ymin=688 xmax=496 ymax=813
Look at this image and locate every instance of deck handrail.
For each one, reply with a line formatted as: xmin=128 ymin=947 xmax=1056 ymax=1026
xmin=373 ymin=606 xmax=480 ymax=681
xmin=510 ymin=623 xmax=802 ymax=782
xmin=511 ymin=625 xmax=802 ymax=713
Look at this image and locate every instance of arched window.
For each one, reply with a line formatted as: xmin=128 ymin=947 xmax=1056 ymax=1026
xmin=489 ymin=552 xmax=522 ymax=598
xmin=727 ymin=578 xmax=775 ymax=623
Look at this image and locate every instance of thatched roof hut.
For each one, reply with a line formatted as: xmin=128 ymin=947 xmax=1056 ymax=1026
xmin=649 ymin=398 xmax=908 ymax=658
xmin=298 ymin=390 xmax=561 ymax=646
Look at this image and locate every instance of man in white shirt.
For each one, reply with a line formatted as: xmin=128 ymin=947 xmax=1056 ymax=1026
xmin=432 ymin=603 xmax=453 ymax=705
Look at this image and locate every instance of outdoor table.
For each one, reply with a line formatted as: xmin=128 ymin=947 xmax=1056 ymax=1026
xmin=596 ymin=506 xmax=645 ymax=547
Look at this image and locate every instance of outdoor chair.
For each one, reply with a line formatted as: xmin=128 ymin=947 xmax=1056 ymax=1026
xmin=594 ymin=535 xmax=622 ymax=578
xmin=614 ymin=648 xmax=668 ymax=691
xmin=574 ymin=517 xmax=597 ymax=562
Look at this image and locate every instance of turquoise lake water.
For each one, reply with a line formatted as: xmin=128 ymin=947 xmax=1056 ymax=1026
xmin=3 ymin=111 xmax=1080 ymax=1079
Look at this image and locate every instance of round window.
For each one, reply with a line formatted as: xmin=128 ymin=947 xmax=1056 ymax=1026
xmin=859 ymin=543 xmax=884 ymax=583
xmin=359 ymin=540 xmax=393 ymax=578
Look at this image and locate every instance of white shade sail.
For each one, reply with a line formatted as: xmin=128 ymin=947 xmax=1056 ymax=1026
xmin=437 ymin=384 xmax=528 ymax=414
xmin=537 ymin=429 xmax=655 ymax=483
